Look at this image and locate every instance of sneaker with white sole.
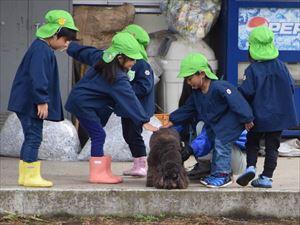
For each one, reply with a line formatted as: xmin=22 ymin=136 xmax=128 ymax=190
xmin=200 ymin=175 xmax=215 ymax=186
xmin=236 ymin=166 xmax=256 ymax=187
xmin=205 ymin=174 xmax=233 ymax=188
xmin=251 ymin=175 xmax=272 ymax=188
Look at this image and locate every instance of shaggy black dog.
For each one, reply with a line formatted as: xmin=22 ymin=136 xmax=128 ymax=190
xmin=146 ymin=128 xmax=189 ymax=189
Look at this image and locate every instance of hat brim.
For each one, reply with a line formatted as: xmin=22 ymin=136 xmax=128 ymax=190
xmin=103 ymin=47 xmax=143 ymax=63
xmin=103 ymin=44 xmax=144 ymax=63
xmin=36 ymin=23 xmax=79 ymax=39
xmin=125 ymin=52 xmax=143 ymax=61
xmin=178 ymin=68 xmax=218 ymax=80
xmin=204 ymin=68 xmax=218 ymax=80
xmin=36 ymin=24 xmax=60 ymax=38
xmin=65 ymin=24 xmax=79 ymax=32
xmin=178 ymin=70 xmax=195 ymax=78
xmin=249 ymin=43 xmax=279 ymax=61
xmin=102 ymin=47 xmax=119 ymax=63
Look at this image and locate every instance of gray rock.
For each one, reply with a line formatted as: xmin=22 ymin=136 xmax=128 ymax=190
xmin=0 ymin=113 xmax=80 ymax=161
xmin=78 ymin=114 xmax=162 ymax=162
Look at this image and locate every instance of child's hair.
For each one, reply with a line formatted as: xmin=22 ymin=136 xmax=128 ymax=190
xmin=94 ymin=54 xmax=133 ymax=84
xmin=56 ymin=27 xmax=77 ymax=41
xmin=179 ymin=79 xmax=193 ymax=107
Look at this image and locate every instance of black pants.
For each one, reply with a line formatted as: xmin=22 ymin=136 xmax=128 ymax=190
xmin=121 ymin=118 xmax=146 ymax=158
xmin=246 ymin=130 xmax=282 ymax=178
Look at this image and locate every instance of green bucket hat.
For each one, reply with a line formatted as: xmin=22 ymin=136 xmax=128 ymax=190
xmin=249 ymin=26 xmax=279 ymax=61
xmin=103 ymin=32 xmax=144 ymax=63
xmin=36 ymin=10 xmax=79 ymax=39
xmin=178 ymin=53 xmax=218 ymax=80
xmin=123 ymin=24 xmax=150 ymax=61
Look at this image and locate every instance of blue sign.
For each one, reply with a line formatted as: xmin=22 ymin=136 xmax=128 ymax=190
xmin=238 ymin=7 xmax=300 ymax=51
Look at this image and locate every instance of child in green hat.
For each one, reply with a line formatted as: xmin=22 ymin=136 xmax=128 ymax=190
xmin=90 ymin=24 xmax=154 ymax=177
xmin=164 ymin=53 xmax=254 ymax=188
xmin=111 ymin=24 xmax=154 ymax=177
xmin=8 ymin=9 xmax=78 ymax=188
xmin=65 ymin=32 xmax=157 ymax=184
xmin=237 ymin=26 xmax=298 ymax=188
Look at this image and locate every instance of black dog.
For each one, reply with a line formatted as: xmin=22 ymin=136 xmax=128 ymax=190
xmin=146 ymin=128 xmax=189 ymax=189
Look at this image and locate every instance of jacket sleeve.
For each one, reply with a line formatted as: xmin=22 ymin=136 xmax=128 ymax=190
xmin=131 ymin=61 xmax=154 ymax=98
xmin=221 ymin=83 xmax=254 ymax=123
xmin=238 ymin=66 xmax=256 ymax=102
xmin=169 ymin=95 xmax=197 ymax=124
xmin=109 ymin=75 xmax=149 ymax=126
xmin=67 ymin=42 xmax=103 ymax=67
xmin=29 ymin=50 xmax=50 ymax=104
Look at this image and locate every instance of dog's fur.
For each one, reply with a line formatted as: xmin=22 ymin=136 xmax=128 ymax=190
xmin=146 ymin=128 xmax=189 ymax=189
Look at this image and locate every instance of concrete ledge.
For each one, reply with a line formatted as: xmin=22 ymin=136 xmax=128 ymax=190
xmin=0 ymin=188 xmax=299 ymax=218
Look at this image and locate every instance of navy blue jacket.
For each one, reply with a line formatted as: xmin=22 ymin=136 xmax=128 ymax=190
xmin=239 ymin=58 xmax=298 ymax=132
xmin=8 ymin=39 xmax=63 ymax=121
xmin=65 ymin=42 xmax=149 ymax=126
xmin=170 ymin=80 xmax=254 ymax=144
xmin=114 ymin=59 xmax=155 ymax=119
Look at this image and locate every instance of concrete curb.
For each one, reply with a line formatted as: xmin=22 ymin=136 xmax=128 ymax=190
xmin=0 ymin=188 xmax=299 ymax=218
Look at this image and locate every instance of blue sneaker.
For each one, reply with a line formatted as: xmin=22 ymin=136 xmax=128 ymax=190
xmin=206 ymin=174 xmax=233 ymax=188
xmin=236 ymin=166 xmax=256 ymax=187
xmin=251 ymin=175 xmax=272 ymax=188
xmin=200 ymin=175 xmax=214 ymax=186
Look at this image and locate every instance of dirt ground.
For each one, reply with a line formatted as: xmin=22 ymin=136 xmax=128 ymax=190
xmin=0 ymin=214 xmax=299 ymax=225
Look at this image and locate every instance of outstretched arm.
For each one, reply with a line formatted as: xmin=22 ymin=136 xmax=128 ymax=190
xmin=67 ymin=42 xmax=103 ymax=66
xmin=169 ymin=95 xmax=197 ymax=124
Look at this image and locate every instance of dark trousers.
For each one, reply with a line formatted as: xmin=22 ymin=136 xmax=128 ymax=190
xmin=121 ymin=118 xmax=146 ymax=158
xmin=78 ymin=107 xmax=113 ymax=148
xmin=16 ymin=113 xmax=43 ymax=163
xmin=246 ymin=130 xmax=282 ymax=178
xmin=78 ymin=117 xmax=106 ymax=157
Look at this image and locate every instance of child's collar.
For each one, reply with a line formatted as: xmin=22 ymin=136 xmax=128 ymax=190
xmin=38 ymin=38 xmax=50 ymax=46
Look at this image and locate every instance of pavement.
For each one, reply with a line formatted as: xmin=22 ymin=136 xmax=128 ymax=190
xmin=0 ymin=156 xmax=299 ymax=218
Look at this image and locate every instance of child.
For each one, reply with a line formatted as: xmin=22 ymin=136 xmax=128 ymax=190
xmin=65 ymin=32 xmax=157 ymax=184
xmin=7 ymin=10 xmax=79 ymax=187
xmin=116 ymin=24 xmax=154 ymax=177
xmin=237 ymin=26 xmax=298 ymax=188
xmin=90 ymin=24 xmax=154 ymax=177
xmin=164 ymin=53 xmax=254 ymax=188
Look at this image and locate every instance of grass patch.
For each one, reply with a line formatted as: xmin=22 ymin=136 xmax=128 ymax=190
xmin=134 ymin=214 xmax=165 ymax=222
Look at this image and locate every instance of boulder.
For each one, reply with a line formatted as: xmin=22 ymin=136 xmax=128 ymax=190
xmin=0 ymin=113 xmax=80 ymax=161
xmin=73 ymin=4 xmax=135 ymax=49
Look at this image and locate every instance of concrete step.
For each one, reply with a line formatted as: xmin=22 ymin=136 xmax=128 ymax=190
xmin=1 ymin=187 xmax=299 ymax=218
xmin=0 ymin=157 xmax=299 ymax=218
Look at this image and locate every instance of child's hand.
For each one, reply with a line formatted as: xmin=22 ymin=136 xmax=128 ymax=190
xmin=245 ymin=122 xmax=254 ymax=131
xmin=162 ymin=121 xmax=173 ymax=128
xmin=143 ymin=123 xmax=159 ymax=132
xmin=37 ymin=103 xmax=48 ymax=119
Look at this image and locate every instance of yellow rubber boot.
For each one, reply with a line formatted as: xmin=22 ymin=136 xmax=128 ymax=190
xmin=18 ymin=160 xmax=25 ymax=186
xmin=23 ymin=161 xmax=53 ymax=187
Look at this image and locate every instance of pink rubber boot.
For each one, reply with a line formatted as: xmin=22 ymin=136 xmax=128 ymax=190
xmin=123 ymin=156 xmax=147 ymax=177
xmin=89 ymin=156 xmax=123 ymax=184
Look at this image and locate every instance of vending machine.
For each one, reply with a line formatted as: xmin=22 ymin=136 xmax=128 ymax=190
xmin=217 ymin=0 xmax=300 ymax=136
